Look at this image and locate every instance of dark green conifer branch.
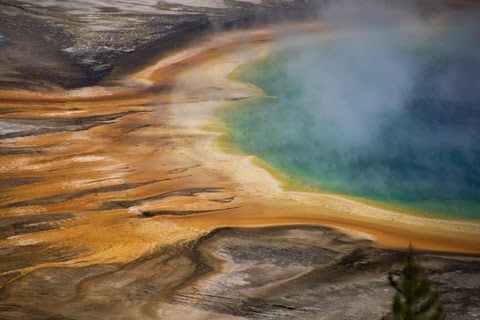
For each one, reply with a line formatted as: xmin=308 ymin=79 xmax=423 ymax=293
xmin=383 ymin=244 xmax=445 ymax=320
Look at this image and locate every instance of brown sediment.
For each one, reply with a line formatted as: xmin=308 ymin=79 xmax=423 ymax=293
xmin=0 ymin=25 xmax=294 ymax=283
xmin=0 ymin=21 xmax=479 ymax=292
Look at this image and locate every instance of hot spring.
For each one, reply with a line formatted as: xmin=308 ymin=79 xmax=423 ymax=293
xmin=223 ymin=13 xmax=480 ymax=220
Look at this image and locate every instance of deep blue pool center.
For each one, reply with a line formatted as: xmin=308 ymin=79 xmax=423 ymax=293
xmin=224 ymin=25 xmax=480 ymax=219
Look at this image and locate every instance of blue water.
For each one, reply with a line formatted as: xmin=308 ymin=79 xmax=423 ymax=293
xmin=223 ymin=28 xmax=480 ymax=219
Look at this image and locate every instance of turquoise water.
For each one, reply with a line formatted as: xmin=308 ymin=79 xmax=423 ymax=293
xmin=223 ymin=29 xmax=480 ymax=220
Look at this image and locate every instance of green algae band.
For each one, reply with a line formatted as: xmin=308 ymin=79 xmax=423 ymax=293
xmin=224 ymin=26 xmax=480 ymax=220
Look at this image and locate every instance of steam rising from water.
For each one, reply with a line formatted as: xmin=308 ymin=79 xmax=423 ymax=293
xmin=226 ymin=1 xmax=480 ymax=218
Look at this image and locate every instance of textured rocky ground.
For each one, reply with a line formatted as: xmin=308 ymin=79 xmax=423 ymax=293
xmin=0 ymin=0 xmax=317 ymax=89
xmin=1 ymin=1 xmax=480 ymax=319
xmin=1 ymin=225 xmax=479 ymax=319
